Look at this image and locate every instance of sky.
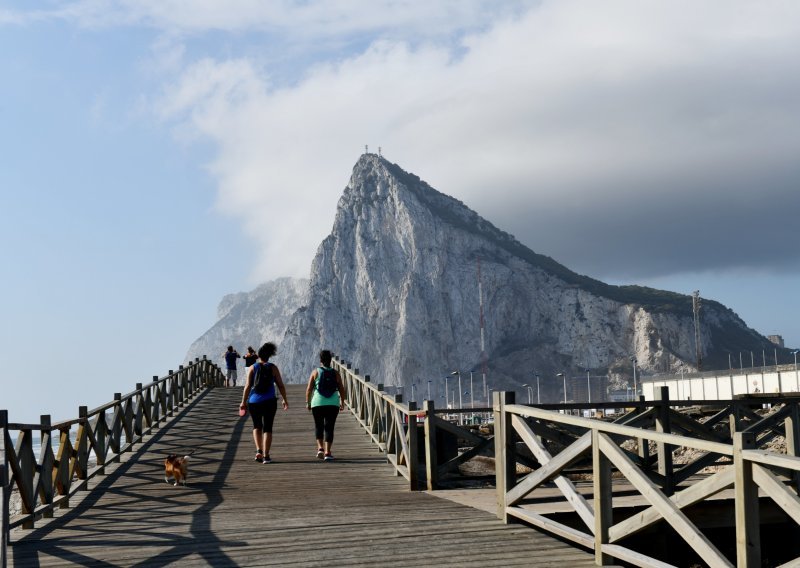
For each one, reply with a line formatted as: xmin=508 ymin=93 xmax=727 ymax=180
xmin=1 ymin=1 xmax=798 ymax=423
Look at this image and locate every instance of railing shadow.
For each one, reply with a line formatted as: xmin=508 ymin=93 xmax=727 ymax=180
xmin=10 ymin=388 xmax=248 ymax=567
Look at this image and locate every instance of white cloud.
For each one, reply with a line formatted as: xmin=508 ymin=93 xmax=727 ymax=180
xmin=152 ymin=0 xmax=800 ymax=283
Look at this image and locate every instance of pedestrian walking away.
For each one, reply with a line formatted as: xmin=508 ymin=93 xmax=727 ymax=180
xmin=223 ymin=345 xmax=241 ymax=387
xmin=240 ymin=342 xmax=288 ymax=464
xmin=306 ymin=349 xmax=346 ymax=461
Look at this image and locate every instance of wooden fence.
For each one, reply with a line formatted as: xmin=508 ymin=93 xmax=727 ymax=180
xmin=331 ymin=356 xmax=495 ymax=490
xmin=0 ymin=357 xmax=225 ymax=568
xmin=494 ymin=388 xmax=800 ymax=567
xmin=333 ymin=355 xmax=800 ymax=566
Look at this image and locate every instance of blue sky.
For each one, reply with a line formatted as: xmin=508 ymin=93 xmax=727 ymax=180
xmin=2 ymin=1 xmax=799 ymax=423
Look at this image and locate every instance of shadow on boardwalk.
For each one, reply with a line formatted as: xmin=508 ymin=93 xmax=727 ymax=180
xmin=9 ymin=385 xmax=597 ymax=567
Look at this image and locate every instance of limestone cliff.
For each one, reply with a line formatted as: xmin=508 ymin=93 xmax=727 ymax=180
xmin=189 ymin=155 xmax=785 ymax=402
xmin=185 ymin=277 xmax=308 ymax=372
xmin=273 ymin=155 xmax=782 ymax=401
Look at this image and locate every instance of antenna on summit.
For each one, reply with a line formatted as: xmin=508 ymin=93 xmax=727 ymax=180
xmin=378 ymin=146 xmax=382 ymax=157
xmin=364 ymin=144 xmax=369 ymax=154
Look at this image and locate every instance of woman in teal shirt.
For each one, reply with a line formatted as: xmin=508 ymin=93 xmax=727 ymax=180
xmin=305 ymin=350 xmax=346 ymax=461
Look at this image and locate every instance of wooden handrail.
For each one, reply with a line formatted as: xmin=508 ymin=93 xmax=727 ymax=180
xmin=494 ymin=387 xmax=800 ymax=567
xmin=0 ymin=356 xmax=225 ymax=553
xmin=331 ymin=357 xmax=421 ymax=488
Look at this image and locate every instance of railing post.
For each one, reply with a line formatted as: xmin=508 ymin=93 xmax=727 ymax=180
xmin=636 ymin=395 xmax=648 ymax=467
xmin=17 ymin=426 xmax=34 ymax=530
xmin=134 ymin=383 xmax=144 ymax=440
xmin=76 ymin=406 xmax=89 ymax=482
xmin=407 ymin=401 xmax=419 ymax=490
xmin=1 ymin=409 xmax=8 ymax=568
xmin=785 ymin=401 xmax=800 ymax=493
xmin=151 ymin=376 xmax=160 ymax=424
xmin=167 ymin=370 xmax=175 ymax=414
xmin=424 ymin=400 xmax=438 ymax=490
xmin=729 ymin=402 xmax=741 ymax=438
xmin=111 ymin=393 xmax=122 ymax=457
xmin=734 ymin=431 xmax=760 ymax=567
xmin=592 ymin=429 xmax=613 ymax=565
xmin=654 ymin=386 xmax=674 ymax=495
xmin=493 ymin=391 xmax=516 ymax=522
xmin=95 ymin=405 xmax=107 ymax=475
xmin=39 ymin=415 xmax=54 ymax=518
xmin=176 ymin=366 xmax=184 ymax=406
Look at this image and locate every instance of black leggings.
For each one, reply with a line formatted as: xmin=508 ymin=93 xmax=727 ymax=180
xmin=249 ymin=399 xmax=278 ymax=432
xmin=312 ymin=405 xmax=339 ymax=443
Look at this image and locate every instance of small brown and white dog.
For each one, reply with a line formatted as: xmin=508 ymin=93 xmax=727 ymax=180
xmin=164 ymin=452 xmax=193 ymax=486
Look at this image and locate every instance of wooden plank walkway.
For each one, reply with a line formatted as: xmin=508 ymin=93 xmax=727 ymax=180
xmin=8 ymin=385 xmax=598 ymax=567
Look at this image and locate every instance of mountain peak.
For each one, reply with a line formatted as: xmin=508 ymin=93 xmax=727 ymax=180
xmin=191 ymin=157 xmax=787 ymax=398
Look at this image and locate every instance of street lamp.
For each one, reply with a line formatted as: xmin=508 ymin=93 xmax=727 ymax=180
xmin=521 ymin=384 xmax=532 ymax=404
xmin=452 ymin=370 xmax=464 ymax=425
xmin=451 ymin=371 xmax=463 ymax=410
xmin=411 ymin=382 xmax=416 ymax=402
xmin=469 ymin=372 xmax=475 ymax=409
xmin=427 ymin=380 xmax=431 ymax=401
xmin=444 ymin=375 xmax=449 ymax=408
xmin=585 ymin=368 xmax=591 ymax=404
xmin=630 ymin=357 xmax=637 ymax=400
xmin=536 ymin=374 xmax=541 ymax=404
xmin=557 ymin=373 xmax=566 ymax=405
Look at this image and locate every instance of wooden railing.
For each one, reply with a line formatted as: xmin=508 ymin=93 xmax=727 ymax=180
xmin=332 ymin=357 xmax=420 ymax=487
xmin=331 ymin=356 xmax=495 ymax=490
xmin=493 ymin=388 xmax=800 ymax=567
xmin=0 ymin=357 xmax=225 ymax=567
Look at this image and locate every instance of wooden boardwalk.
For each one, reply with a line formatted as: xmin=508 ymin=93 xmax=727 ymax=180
xmin=7 ymin=385 xmax=597 ymax=567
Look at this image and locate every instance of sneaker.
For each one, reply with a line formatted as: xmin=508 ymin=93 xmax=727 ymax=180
xmin=316 ymin=448 xmax=325 ymax=460
xmin=262 ymin=455 xmax=272 ymax=464
xmin=254 ymin=451 xmax=263 ymax=463
xmin=323 ymin=453 xmax=334 ymax=461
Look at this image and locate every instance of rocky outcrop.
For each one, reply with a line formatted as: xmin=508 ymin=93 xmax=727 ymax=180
xmin=189 ymin=155 xmax=786 ymax=402
xmin=273 ymin=155 xmax=784 ymax=401
xmin=185 ymin=277 xmax=308 ymax=370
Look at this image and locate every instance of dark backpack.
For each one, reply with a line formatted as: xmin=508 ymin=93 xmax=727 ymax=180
xmin=316 ymin=367 xmax=338 ymax=398
xmin=252 ymin=362 xmax=275 ymax=395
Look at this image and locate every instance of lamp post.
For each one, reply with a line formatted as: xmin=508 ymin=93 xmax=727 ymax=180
xmin=536 ymin=374 xmax=541 ymax=404
xmin=557 ymin=373 xmax=566 ymax=405
xmin=411 ymin=382 xmax=416 ymax=402
xmin=630 ymin=356 xmax=637 ymax=400
xmin=427 ymin=380 xmax=431 ymax=401
xmin=451 ymin=371 xmax=463 ymax=410
xmin=444 ymin=375 xmax=449 ymax=408
xmin=470 ymin=372 xmax=475 ymax=409
xmin=585 ymin=368 xmax=591 ymax=404
xmin=522 ymin=384 xmax=532 ymax=404
xmin=451 ymin=370 xmax=463 ymax=425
